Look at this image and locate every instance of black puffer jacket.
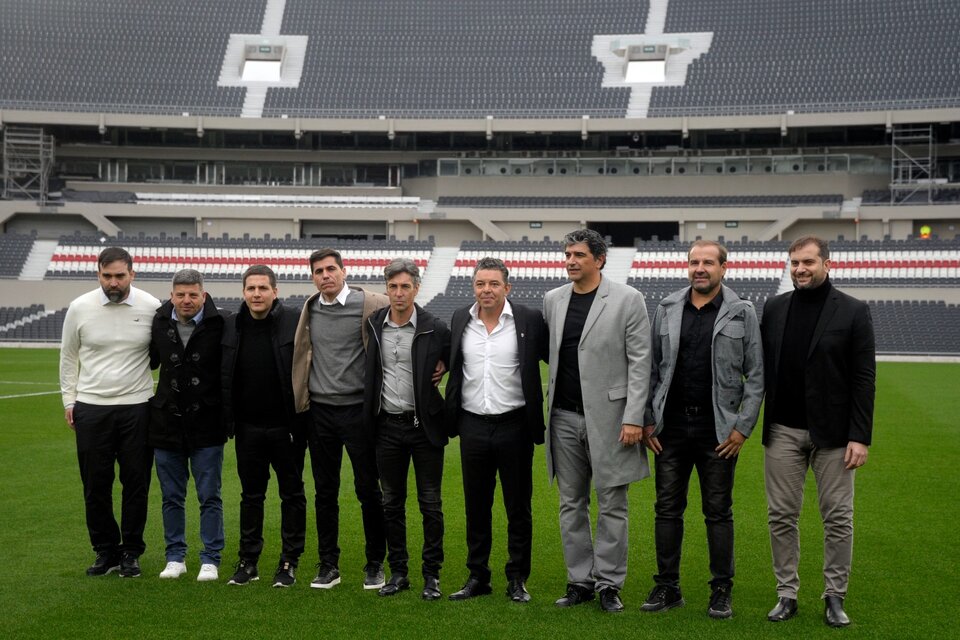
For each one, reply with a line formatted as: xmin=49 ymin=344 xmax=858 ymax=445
xmin=149 ymin=294 xmax=228 ymax=451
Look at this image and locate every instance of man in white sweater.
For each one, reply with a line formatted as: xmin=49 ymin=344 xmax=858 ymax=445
xmin=60 ymin=247 xmax=160 ymax=578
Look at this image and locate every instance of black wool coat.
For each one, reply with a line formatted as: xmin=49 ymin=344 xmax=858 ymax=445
xmin=149 ymin=294 xmax=228 ymax=451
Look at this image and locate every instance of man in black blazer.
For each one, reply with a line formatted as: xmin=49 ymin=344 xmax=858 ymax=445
xmin=363 ymin=258 xmax=451 ymax=600
xmin=445 ymin=257 xmax=548 ymax=603
xmin=760 ymin=236 xmax=875 ymax=628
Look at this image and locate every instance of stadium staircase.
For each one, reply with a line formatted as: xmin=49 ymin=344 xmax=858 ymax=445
xmin=604 ymin=247 xmax=638 ymax=284
xmin=417 ymin=247 xmax=459 ymax=306
xmin=19 ymin=239 xmax=57 ymax=281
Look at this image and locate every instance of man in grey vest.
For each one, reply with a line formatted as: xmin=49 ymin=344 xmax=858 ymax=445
xmin=292 ymin=248 xmax=389 ymax=590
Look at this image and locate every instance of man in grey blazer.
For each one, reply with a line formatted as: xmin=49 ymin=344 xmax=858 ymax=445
xmin=543 ymin=228 xmax=652 ymax=613
xmin=641 ymin=240 xmax=763 ymax=619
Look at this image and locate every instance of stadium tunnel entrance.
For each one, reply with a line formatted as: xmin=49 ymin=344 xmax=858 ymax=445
xmin=589 ymin=222 xmax=679 ymax=247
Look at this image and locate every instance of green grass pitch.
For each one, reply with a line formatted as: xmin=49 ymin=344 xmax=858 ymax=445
xmin=0 ymin=348 xmax=957 ymax=639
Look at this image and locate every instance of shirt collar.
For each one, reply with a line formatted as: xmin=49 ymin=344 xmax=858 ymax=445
xmin=318 ymin=283 xmax=351 ymax=306
xmin=172 ymin=304 xmax=204 ymax=325
xmin=99 ymin=287 xmax=135 ymax=306
xmin=686 ymin=288 xmax=722 ymax=310
xmin=384 ymin=306 xmax=417 ymax=329
xmin=468 ymin=298 xmax=513 ymax=322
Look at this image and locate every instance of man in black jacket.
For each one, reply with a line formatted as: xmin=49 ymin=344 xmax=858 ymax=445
xmin=149 ymin=269 xmax=227 ymax=582
xmin=761 ymin=236 xmax=875 ymax=628
xmin=445 ymin=257 xmax=548 ymax=604
xmin=221 ymin=265 xmax=306 ymax=589
xmin=363 ymin=258 xmax=451 ymax=600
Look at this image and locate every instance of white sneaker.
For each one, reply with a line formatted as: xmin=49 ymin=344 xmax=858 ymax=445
xmin=197 ymin=564 xmax=219 ymax=582
xmin=159 ymin=561 xmax=187 ymax=579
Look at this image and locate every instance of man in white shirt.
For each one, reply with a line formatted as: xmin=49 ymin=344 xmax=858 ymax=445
xmin=444 ymin=257 xmax=548 ymax=603
xmin=60 ymin=247 xmax=160 ymax=578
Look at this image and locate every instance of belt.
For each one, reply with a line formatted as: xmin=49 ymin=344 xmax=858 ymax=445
xmin=666 ymin=405 xmax=709 ymax=419
xmin=554 ymin=400 xmax=585 ymax=415
xmin=381 ymin=411 xmax=417 ymax=425
xmin=463 ymin=407 xmax=525 ymax=424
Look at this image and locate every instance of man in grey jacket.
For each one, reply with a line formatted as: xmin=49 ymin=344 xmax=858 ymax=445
xmin=641 ymin=240 xmax=763 ymax=619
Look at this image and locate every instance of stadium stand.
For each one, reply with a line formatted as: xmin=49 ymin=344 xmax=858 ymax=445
xmin=0 ymin=233 xmax=35 ymax=278
xmin=829 ymin=238 xmax=960 ymax=287
xmin=4 ymin=1 xmax=956 ymax=118
xmin=44 ymin=237 xmax=434 ymax=281
xmin=0 ymin=0 xmax=265 ymax=116
xmin=862 ymin=189 xmax=960 ymax=205
xmin=651 ymin=0 xmax=960 ymax=116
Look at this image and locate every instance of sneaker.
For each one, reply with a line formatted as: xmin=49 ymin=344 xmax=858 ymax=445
xmin=159 ymin=561 xmax=187 ymax=579
xmin=197 ymin=564 xmax=219 ymax=582
xmin=708 ymin=584 xmax=733 ymax=619
xmin=641 ymin=584 xmax=685 ymax=612
xmin=86 ymin=551 xmax=121 ymax=576
xmin=363 ymin=562 xmax=385 ymax=590
xmin=227 ymin=559 xmax=259 ymax=585
xmin=311 ymin=562 xmax=341 ymax=589
xmin=119 ymin=553 xmax=141 ymax=578
xmin=273 ymin=561 xmax=296 ymax=588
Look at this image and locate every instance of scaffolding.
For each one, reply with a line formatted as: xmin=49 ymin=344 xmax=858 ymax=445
xmin=889 ymin=125 xmax=938 ymax=204
xmin=2 ymin=126 xmax=56 ymax=204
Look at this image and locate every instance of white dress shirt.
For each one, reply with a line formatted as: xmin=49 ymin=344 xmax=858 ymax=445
xmin=460 ymin=300 xmax=525 ymax=415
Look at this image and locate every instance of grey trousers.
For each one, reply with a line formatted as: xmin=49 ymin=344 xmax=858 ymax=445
xmin=551 ymin=408 xmax=629 ymax=591
xmin=764 ymin=423 xmax=855 ymax=599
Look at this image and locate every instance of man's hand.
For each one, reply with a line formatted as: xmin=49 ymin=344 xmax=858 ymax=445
xmin=715 ymin=429 xmax=746 ymax=459
xmin=619 ymin=423 xmax=643 ymax=447
xmin=642 ymin=425 xmax=662 ymax=454
xmin=64 ymin=406 xmax=75 ymax=431
xmin=844 ymin=442 xmax=868 ymax=470
xmin=432 ymin=361 xmax=447 ymax=386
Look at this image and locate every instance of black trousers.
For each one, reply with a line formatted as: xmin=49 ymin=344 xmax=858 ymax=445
xmin=653 ymin=422 xmax=737 ymax=589
xmin=458 ymin=410 xmax=534 ymax=583
xmin=308 ymin=402 xmax=386 ymax=567
xmin=74 ymin=402 xmax=153 ymax=556
xmin=234 ymin=422 xmax=306 ymax=565
xmin=376 ymin=414 xmax=444 ymax=578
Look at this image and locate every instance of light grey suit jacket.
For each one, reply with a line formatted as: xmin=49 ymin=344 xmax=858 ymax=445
xmin=544 ymin=277 xmax=652 ymax=488
xmin=644 ymin=284 xmax=764 ymax=443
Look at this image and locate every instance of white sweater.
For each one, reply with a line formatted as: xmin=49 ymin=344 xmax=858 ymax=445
xmin=59 ymin=286 xmax=160 ymax=407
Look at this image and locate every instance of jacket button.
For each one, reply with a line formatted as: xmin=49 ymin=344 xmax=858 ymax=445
xmin=191 ymin=377 xmax=200 ymax=386
xmin=191 ymin=352 xmax=201 ymax=362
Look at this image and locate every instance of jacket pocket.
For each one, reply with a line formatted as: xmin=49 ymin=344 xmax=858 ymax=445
xmin=608 ymin=385 xmax=627 ymax=401
xmin=718 ymin=320 xmax=745 ymax=339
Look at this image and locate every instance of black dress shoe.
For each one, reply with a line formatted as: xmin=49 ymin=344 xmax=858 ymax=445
xmin=824 ymin=595 xmax=851 ymax=627
xmin=555 ymin=583 xmax=595 ymax=608
xmin=448 ymin=577 xmax=493 ymax=601
xmin=767 ymin=596 xmax=798 ymax=622
xmin=421 ymin=576 xmax=441 ymax=601
xmin=86 ymin=551 xmax=121 ymax=576
xmin=506 ymin=579 xmax=531 ymax=603
xmin=377 ymin=574 xmax=410 ymax=597
xmin=599 ymin=587 xmax=624 ymax=613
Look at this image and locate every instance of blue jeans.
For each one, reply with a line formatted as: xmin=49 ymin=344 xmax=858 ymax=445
xmin=154 ymin=446 xmax=225 ymax=566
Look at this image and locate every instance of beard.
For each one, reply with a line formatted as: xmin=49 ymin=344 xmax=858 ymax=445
xmin=103 ymin=286 xmax=129 ymax=303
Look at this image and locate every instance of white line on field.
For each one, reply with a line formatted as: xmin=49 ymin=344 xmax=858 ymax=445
xmin=0 ymin=390 xmax=61 ymax=400
xmin=0 ymin=380 xmax=60 ymax=386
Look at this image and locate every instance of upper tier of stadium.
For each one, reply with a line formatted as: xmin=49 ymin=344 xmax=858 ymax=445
xmin=2 ymin=0 xmax=959 ymax=119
